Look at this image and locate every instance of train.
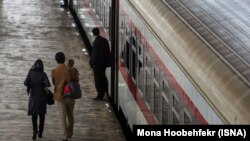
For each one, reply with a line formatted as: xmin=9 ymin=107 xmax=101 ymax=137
xmin=69 ymin=0 xmax=250 ymax=138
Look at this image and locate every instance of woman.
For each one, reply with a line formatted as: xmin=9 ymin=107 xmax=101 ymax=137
xmin=67 ymin=59 xmax=79 ymax=83
xmin=62 ymin=59 xmax=79 ymax=139
xmin=24 ymin=59 xmax=51 ymax=141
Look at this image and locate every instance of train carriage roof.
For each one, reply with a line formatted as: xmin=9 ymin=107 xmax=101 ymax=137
xmin=163 ymin=0 xmax=250 ymax=87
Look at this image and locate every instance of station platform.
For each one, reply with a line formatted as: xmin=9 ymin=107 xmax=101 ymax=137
xmin=0 ymin=0 xmax=127 ymax=140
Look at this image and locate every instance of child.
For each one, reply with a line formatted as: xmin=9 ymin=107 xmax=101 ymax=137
xmin=67 ymin=59 xmax=79 ymax=83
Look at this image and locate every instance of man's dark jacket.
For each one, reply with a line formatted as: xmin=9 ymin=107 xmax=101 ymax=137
xmin=89 ymin=36 xmax=112 ymax=69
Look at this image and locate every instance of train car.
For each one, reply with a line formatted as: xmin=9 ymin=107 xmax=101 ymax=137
xmin=71 ymin=0 xmax=250 ymax=136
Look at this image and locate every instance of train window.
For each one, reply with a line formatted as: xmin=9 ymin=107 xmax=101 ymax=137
xmin=172 ymin=91 xmax=180 ymax=113
xmin=138 ymin=43 xmax=144 ymax=93
xmin=125 ymin=41 xmax=130 ymax=70
xmin=154 ymin=83 xmax=161 ymax=123
xmin=103 ymin=1 xmax=109 ymax=27
xmin=132 ymin=50 xmax=136 ymax=80
xmin=120 ymin=21 xmax=126 ymax=63
xmin=154 ymin=67 xmax=159 ymax=83
xmin=99 ymin=0 xmax=102 ymax=17
xmin=130 ymin=35 xmax=136 ymax=81
xmin=138 ymin=59 xmax=143 ymax=73
xmin=184 ymin=110 xmax=192 ymax=124
xmin=145 ymin=71 xmax=153 ymax=108
xmin=173 ymin=110 xmax=180 ymax=124
xmin=96 ymin=0 xmax=100 ymax=16
xmin=162 ymin=80 xmax=170 ymax=98
xmin=138 ymin=68 xmax=144 ymax=93
xmin=100 ymin=0 xmax=103 ymax=22
xmin=162 ymin=95 xmax=169 ymax=124
xmin=120 ymin=47 xmax=125 ymax=63
xmin=132 ymin=36 xmax=136 ymax=47
xmin=145 ymin=71 xmax=149 ymax=101
xmin=125 ymin=25 xmax=131 ymax=36
xmin=146 ymin=55 xmax=151 ymax=68
xmin=138 ymin=43 xmax=142 ymax=55
xmin=138 ymin=43 xmax=143 ymax=74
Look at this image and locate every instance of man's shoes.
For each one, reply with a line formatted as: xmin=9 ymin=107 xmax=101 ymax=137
xmin=32 ymin=132 xmax=38 ymax=141
xmin=92 ymin=97 xmax=103 ymax=101
xmin=37 ymin=131 xmax=42 ymax=138
xmin=38 ymin=133 xmax=42 ymax=138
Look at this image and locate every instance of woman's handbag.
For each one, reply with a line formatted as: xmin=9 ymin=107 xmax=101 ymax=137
xmin=64 ymin=69 xmax=82 ymax=99
xmin=64 ymin=82 xmax=82 ymax=99
xmin=45 ymin=88 xmax=54 ymax=105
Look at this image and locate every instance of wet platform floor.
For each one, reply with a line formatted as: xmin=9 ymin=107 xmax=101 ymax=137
xmin=0 ymin=0 xmax=126 ymax=140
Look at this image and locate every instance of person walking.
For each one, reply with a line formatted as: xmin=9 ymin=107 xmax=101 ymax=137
xmin=89 ymin=27 xmax=111 ymax=101
xmin=51 ymin=52 xmax=75 ymax=141
xmin=24 ymin=59 xmax=51 ymax=141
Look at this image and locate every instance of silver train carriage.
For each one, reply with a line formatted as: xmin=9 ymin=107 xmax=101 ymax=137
xmin=73 ymin=0 xmax=250 ymax=133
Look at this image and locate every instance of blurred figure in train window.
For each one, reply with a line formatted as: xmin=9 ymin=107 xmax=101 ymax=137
xmin=89 ymin=27 xmax=111 ymax=101
xmin=51 ymin=52 xmax=74 ymax=141
xmin=24 ymin=59 xmax=51 ymax=141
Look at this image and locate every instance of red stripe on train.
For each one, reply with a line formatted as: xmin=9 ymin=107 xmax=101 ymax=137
xmin=81 ymin=0 xmax=207 ymax=124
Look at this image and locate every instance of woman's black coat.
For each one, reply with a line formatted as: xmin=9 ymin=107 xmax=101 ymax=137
xmin=24 ymin=59 xmax=51 ymax=116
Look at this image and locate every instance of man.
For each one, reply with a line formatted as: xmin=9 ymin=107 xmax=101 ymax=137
xmin=89 ymin=27 xmax=111 ymax=101
xmin=52 ymin=52 xmax=75 ymax=141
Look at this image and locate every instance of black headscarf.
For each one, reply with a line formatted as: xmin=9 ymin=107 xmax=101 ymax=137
xmin=26 ymin=59 xmax=44 ymax=94
xmin=30 ymin=59 xmax=44 ymax=72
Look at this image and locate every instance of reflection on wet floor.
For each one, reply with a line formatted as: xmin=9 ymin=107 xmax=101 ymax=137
xmin=0 ymin=0 xmax=126 ymax=140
